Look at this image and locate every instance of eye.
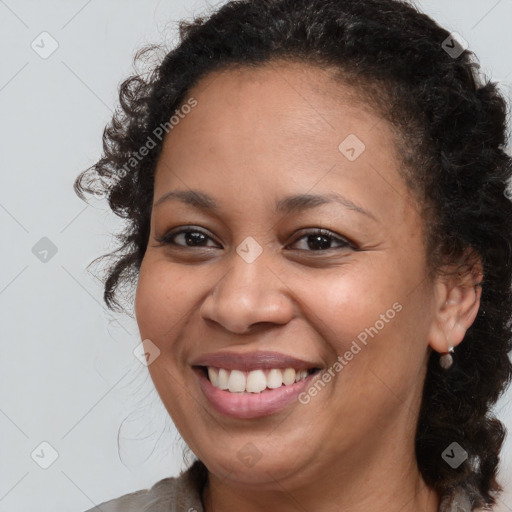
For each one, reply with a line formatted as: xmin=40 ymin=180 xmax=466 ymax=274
xmin=287 ymin=228 xmax=352 ymax=251
xmin=154 ymin=227 xmax=354 ymax=252
xmin=155 ymin=227 xmax=221 ymax=248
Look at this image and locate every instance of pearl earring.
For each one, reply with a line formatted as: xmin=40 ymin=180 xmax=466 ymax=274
xmin=439 ymin=346 xmax=455 ymax=369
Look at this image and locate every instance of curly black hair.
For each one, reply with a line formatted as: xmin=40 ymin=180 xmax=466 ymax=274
xmin=74 ymin=0 xmax=512 ymax=509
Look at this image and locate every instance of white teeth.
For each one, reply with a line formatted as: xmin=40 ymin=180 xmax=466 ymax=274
xmin=218 ymin=368 xmax=229 ymax=390
xmin=267 ymin=369 xmax=283 ymax=389
xmin=246 ymin=369 xmax=267 ymax=393
xmin=208 ymin=367 xmax=219 ymax=387
xmin=206 ymin=366 xmax=311 ymax=393
xmin=228 ymin=369 xmax=246 ymax=392
xmin=282 ymin=368 xmax=296 ymax=385
xmin=295 ymin=369 xmax=308 ymax=382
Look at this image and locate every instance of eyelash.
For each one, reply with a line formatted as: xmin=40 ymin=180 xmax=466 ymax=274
xmin=154 ymin=227 xmax=353 ymax=252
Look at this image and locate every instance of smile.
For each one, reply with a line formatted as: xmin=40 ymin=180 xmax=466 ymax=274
xmin=205 ymin=367 xmax=315 ymax=393
xmin=191 ymin=350 xmax=323 ymax=419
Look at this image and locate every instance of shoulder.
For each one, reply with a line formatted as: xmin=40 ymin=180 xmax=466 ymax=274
xmin=82 ymin=460 xmax=207 ymax=512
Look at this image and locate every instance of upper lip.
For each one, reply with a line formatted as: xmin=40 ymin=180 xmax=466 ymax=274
xmin=191 ymin=350 xmax=321 ymax=372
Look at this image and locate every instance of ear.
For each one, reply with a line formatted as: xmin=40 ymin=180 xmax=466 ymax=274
xmin=428 ymin=253 xmax=483 ymax=354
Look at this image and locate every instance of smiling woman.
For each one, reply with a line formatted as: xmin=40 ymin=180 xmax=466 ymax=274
xmin=74 ymin=0 xmax=512 ymax=511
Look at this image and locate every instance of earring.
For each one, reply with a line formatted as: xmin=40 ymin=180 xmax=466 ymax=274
xmin=439 ymin=346 xmax=455 ymax=369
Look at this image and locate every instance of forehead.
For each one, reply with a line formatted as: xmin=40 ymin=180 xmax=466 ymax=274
xmin=153 ymin=60 xmax=412 ymax=225
xmin=177 ymin=60 xmax=385 ymax=145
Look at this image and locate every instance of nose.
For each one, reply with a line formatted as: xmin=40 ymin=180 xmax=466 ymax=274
xmin=199 ymin=249 xmax=296 ymax=335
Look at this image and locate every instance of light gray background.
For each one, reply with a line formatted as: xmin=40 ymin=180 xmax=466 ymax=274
xmin=0 ymin=1 xmax=511 ymax=511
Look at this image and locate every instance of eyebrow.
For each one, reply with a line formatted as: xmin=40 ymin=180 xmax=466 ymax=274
xmin=153 ymin=189 xmax=376 ymax=220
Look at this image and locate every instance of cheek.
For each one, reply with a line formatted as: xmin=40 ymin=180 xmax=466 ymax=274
xmin=303 ymin=265 xmax=400 ymax=351
xmin=306 ymin=262 xmax=428 ymax=395
xmin=134 ymin=257 xmax=201 ymax=340
xmin=134 ymin=260 xmax=201 ymax=426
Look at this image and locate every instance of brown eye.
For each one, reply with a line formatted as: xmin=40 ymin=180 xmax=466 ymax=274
xmin=288 ymin=229 xmax=352 ymax=251
xmin=155 ymin=227 xmax=221 ymax=248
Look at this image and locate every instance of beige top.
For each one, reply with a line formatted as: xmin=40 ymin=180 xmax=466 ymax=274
xmin=83 ymin=460 xmax=474 ymax=512
xmin=83 ymin=460 xmax=207 ymax=512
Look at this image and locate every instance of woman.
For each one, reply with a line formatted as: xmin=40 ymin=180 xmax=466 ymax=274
xmin=75 ymin=0 xmax=512 ymax=510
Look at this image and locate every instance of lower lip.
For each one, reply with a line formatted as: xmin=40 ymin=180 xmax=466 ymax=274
xmin=195 ymin=368 xmax=318 ymax=419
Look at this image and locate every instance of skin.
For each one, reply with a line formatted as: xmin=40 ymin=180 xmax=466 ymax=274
xmin=134 ymin=60 xmax=482 ymax=512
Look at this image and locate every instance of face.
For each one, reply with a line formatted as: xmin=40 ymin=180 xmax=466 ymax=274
xmin=135 ymin=61 xmax=438 ymax=489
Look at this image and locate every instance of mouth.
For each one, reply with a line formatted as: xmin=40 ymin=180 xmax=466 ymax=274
xmin=191 ymin=351 xmax=323 ymax=419
xmin=198 ymin=366 xmax=321 ymax=393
